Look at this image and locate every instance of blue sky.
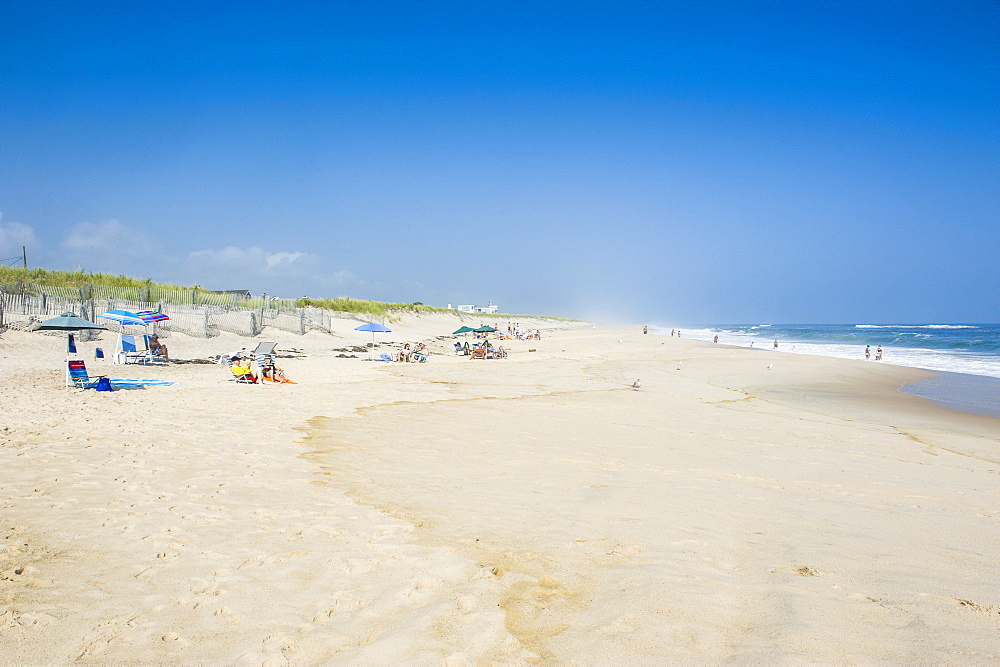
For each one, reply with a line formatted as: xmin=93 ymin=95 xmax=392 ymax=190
xmin=1 ymin=1 xmax=997 ymax=323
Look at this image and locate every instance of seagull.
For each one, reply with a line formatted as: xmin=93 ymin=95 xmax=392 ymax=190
xmin=676 ymin=361 xmax=682 ymax=370
xmin=767 ymin=363 xmax=773 ymax=370
xmin=632 ymin=379 xmax=641 ymax=388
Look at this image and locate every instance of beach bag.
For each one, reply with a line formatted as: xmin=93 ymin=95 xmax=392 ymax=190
xmin=95 ymin=377 xmax=113 ymax=392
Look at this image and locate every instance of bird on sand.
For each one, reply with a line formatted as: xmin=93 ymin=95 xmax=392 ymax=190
xmin=632 ymin=379 xmax=641 ymax=388
xmin=676 ymin=361 xmax=682 ymax=370
xmin=767 ymin=363 xmax=773 ymax=370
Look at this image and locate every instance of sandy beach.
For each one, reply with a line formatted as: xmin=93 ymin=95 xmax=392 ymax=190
xmin=1 ymin=315 xmax=998 ymax=663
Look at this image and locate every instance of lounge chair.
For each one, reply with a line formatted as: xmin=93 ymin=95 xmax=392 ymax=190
xmin=117 ymin=334 xmax=149 ymax=365
xmin=67 ymin=359 xmax=175 ymax=390
xmin=251 ymin=342 xmax=277 ymax=363
xmin=142 ymin=334 xmax=168 ymax=363
xmin=230 ymin=362 xmax=257 ymax=384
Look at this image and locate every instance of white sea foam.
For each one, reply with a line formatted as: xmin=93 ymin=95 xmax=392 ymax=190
xmin=855 ymin=324 xmax=978 ymax=329
xmin=659 ymin=327 xmax=1000 ymax=379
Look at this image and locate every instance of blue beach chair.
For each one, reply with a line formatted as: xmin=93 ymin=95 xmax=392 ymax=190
xmin=66 ymin=359 xmax=175 ymax=391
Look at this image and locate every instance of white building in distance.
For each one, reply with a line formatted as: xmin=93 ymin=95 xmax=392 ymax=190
xmin=455 ymin=302 xmax=498 ymax=314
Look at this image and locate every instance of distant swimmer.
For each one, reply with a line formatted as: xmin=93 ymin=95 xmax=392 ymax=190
xmin=865 ymin=345 xmax=871 ymax=360
xmin=876 ymin=346 xmax=883 ymax=361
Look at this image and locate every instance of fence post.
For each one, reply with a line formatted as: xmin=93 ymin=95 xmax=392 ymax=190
xmin=192 ymin=289 xmax=197 ymax=306
xmin=299 ymin=309 xmax=305 ymax=335
xmin=202 ymin=306 xmax=209 ymax=337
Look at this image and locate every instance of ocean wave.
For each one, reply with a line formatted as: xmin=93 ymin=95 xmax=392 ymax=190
xmin=917 ymin=325 xmax=979 ymax=329
xmin=855 ymin=324 xmax=979 ymax=330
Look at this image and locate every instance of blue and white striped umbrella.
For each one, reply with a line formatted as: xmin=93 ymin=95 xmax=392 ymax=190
xmin=98 ymin=310 xmax=146 ymax=325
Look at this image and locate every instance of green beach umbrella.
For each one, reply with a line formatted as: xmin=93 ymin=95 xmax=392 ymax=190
xmin=37 ymin=312 xmax=108 ymax=332
xmin=37 ymin=312 xmax=108 ymax=391
xmin=452 ymin=326 xmax=475 ymax=335
xmin=474 ymin=326 xmax=497 ymax=333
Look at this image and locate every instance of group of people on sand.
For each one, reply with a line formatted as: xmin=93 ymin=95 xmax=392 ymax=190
xmin=454 ymin=340 xmax=507 ymax=358
xmin=395 ymin=342 xmax=428 ymax=363
xmin=864 ymin=344 xmax=884 ymax=361
xmin=228 ymin=352 xmax=293 ymax=384
xmin=503 ymin=323 xmax=541 ymax=340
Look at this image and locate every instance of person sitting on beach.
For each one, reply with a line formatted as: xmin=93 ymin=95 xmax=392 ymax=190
xmin=148 ymin=335 xmax=170 ymax=362
xmin=260 ymin=357 xmax=292 ymax=383
xmin=398 ymin=343 xmax=412 ymax=363
xmin=453 ymin=342 xmax=463 ymax=355
xmin=231 ymin=359 xmax=257 ymax=383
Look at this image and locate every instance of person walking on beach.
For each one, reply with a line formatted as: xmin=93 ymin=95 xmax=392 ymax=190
xmin=865 ymin=345 xmax=871 ymax=360
xmin=876 ymin=346 xmax=883 ymax=361
xmin=773 ymin=339 xmax=778 ymax=349
xmin=643 ymin=326 xmax=648 ymax=335
xmin=714 ymin=335 xmax=719 ymax=344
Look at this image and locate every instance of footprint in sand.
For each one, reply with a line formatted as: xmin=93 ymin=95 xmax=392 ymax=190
xmin=597 ymin=615 xmax=638 ymax=637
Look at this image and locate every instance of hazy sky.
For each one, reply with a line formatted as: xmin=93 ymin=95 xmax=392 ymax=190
xmin=2 ymin=1 xmax=997 ymax=323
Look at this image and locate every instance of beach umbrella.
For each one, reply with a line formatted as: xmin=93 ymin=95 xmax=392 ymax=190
xmin=452 ymin=326 xmax=475 ymax=335
xmin=474 ymin=326 xmax=497 ymax=333
xmin=135 ymin=310 xmax=169 ymax=323
xmin=99 ymin=310 xmax=150 ymax=361
xmin=135 ymin=309 xmax=169 ymax=336
xmin=98 ymin=309 xmax=146 ymax=325
xmin=36 ymin=312 xmax=108 ymax=391
xmin=354 ymin=322 xmax=392 ymax=361
xmin=37 ymin=312 xmax=108 ymax=333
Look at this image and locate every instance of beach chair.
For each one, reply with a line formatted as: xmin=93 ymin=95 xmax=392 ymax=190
xmin=67 ymin=359 xmax=174 ymax=390
xmin=379 ymin=352 xmax=394 ymax=362
xmin=251 ymin=342 xmax=277 ymax=364
xmin=68 ymin=359 xmax=101 ymax=389
xmin=142 ymin=334 xmax=167 ymax=363
xmin=118 ymin=334 xmax=149 ymax=365
xmin=230 ymin=361 xmax=257 ymax=384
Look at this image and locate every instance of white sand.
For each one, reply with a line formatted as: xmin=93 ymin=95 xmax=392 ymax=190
xmin=1 ymin=317 xmax=997 ymax=663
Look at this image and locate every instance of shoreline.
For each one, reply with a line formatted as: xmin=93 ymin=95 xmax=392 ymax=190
xmin=900 ymin=371 xmax=1000 ymax=418
xmin=1 ymin=318 xmax=997 ymax=662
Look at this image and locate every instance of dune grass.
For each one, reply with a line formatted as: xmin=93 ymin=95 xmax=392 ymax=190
xmin=1 ymin=267 xmax=454 ymax=317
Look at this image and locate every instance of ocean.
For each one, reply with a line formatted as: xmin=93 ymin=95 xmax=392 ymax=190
xmin=656 ymin=324 xmax=1000 ymax=417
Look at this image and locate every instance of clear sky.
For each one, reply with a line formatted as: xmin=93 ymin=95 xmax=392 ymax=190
xmin=1 ymin=1 xmax=997 ymax=324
